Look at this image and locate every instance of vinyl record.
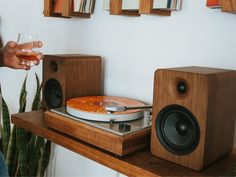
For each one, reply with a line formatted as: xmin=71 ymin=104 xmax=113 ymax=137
xmin=66 ymin=96 xmax=145 ymax=122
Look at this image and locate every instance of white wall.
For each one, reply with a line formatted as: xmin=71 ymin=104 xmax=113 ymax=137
xmin=0 ymin=0 xmax=236 ymax=177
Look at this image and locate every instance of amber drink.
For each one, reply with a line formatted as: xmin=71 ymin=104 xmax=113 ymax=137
xmin=16 ymin=33 xmax=39 ymax=66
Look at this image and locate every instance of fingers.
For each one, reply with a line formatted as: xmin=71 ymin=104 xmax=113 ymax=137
xmin=4 ymin=41 xmax=17 ymax=55
xmin=7 ymin=41 xmax=17 ymax=48
xmin=3 ymin=40 xmax=43 ymax=70
xmin=33 ymin=60 xmax=40 ymax=66
xmin=36 ymin=52 xmax=44 ymax=60
xmin=16 ymin=65 xmax=31 ymax=70
xmin=19 ymin=41 xmax=43 ymax=49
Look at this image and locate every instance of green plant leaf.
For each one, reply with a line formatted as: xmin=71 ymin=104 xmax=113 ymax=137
xmin=19 ymin=75 xmax=27 ymax=113
xmin=15 ymin=76 xmax=28 ymax=176
xmin=39 ymin=140 xmax=51 ymax=177
xmin=28 ymin=136 xmax=45 ymax=177
xmin=32 ymin=73 xmax=42 ymax=111
xmin=1 ymin=97 xmax=11 ymax=158
xmin=19 ymin=75 xmax=27 ymax=104
xmin=26 ymin=134 xmax=36 ymax=174
xmin=1 ymin=72 xmax=51 ymax=177
xmin=16 ymin=127 xmax=27 ymax=176
xmin=6 ymin=125 xmax=18 ymax=177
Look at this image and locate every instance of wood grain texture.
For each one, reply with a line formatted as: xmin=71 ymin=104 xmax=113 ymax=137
xmin=139 ymin=0 xmax=171 ymax=16
xmin=205 ymin=70 xmax=236 ymax=166
xmin=11 ymin=111 xmax=236 ymax=177
xmin=43 ymin=0 xmax=51 ymax=16
xmin=151 ymin=66 xmax=236 ymax=171
xmin=62 ymin=0 xmax=71 ymax=16
xmin=42 ymin=54 xmax=103 ymax=110
xmin=44 ymin=111 xmax=150 ymax=156
xmin=222 ymin=0 xmax=236 ymax=12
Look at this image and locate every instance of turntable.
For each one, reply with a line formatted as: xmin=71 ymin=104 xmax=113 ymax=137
xmin=44 ymin=96 xmax=152 ymax=156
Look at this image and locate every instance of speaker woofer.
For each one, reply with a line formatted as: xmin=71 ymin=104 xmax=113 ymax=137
xmin=44 ymin=78 xmax=63 ymax=109
xmin=156 ymin=105 xmax=200 ymax=155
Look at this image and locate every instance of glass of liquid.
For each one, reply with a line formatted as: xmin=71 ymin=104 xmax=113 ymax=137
xmin=16 ymin=33 xmax=40 ymax=66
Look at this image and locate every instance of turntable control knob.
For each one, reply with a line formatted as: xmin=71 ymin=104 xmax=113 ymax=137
xmin=119 ymin=123 xmax=131 ymax=132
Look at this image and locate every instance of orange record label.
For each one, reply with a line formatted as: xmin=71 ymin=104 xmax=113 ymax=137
xmin=66 ymin=96 xmax=145 ymax=115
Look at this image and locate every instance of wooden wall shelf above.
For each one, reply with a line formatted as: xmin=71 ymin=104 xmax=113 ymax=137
xmin=43 ymin=0 xmax=92 ymax=18
xmin=11 ymin=110 xmax=236 ymax=177
xmin=109 ymin=0 xmax=173 ymax=16
xmin=221 ymin=0 xmax=236 ymax=13
xmin=206 ymin=0 xmax=236 ymax=13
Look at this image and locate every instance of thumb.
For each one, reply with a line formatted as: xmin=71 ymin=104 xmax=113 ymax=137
xmin=6 ymin=41 xmax=17 ymax=49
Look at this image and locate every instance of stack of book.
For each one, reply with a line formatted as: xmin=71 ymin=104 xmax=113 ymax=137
xmin=153 ymin=0 xmax=182 ymax=10
xmin=206 ymin=0 xmax=236 ymax=13
xmin=206 ymin=0 xmax=222 ymax=8
xmin=103 ymin=0 xmax=182 ymax=11
xmin=73 ymin=0 xmax=95 ymax=13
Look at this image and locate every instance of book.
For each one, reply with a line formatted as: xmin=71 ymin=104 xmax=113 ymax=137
xmin=206 ymin=0 xmax=222 ymax=8
xmin=175 ymin=0 xmax=182 ymax=10
xmin=73 ymin=0 xmax=81 ymax=12
xmin=122 ymin=0 xmax=139 ymax=10
xmin=153 ymin=0 xmax=182 ymax=10
xmin=153 ymin=0 xmax=169 ymax=9
xmin=103 ymin=0 xmax=110 ymax=11
xmin=53 ymin=0 xmax=63 ymax=13
xmin=89 ymin=0 xmax=95 ymax=13
xmin=170 ymin=0 xmax=182 ymax=10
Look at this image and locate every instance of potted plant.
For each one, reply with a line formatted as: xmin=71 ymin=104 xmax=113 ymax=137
xmin=0 ymin=74 xmax=51 ymax=177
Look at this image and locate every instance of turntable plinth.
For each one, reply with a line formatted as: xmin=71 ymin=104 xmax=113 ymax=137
xmin=44 ymin=110 xmax=151 ymax=156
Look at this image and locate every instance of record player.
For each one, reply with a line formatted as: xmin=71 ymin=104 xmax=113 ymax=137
xmin=44 ymin=96 xmax=152 ymax=156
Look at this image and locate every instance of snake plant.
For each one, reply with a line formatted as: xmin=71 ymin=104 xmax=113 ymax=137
xmin=0 ymin=73 xmax=51 ymax=177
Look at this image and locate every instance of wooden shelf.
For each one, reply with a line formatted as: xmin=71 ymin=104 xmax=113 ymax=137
xmin=11 ymin=110 xmax=236 ymax=177
xmin=206 ymin=0 xmax=236 ymax=13
xmin=43 ymin=0 xmax=91 ymax=18
xmin=221 ymin=0 xmax=236 ymax=13
xmin=109 ymin=0 xmax=171 ymax=16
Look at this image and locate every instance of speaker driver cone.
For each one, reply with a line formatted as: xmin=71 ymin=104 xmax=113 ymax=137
xmin=156 ymin=105 xmax=200 ymax=155
xmin=44 ymin=78 xmax=63 ymax=109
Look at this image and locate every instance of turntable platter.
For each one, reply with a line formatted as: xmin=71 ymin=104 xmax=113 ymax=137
xmin=66 ymin=96 xmax=145 ymax=122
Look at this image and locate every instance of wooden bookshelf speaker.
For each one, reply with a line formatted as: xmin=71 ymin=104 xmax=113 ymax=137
xmin=151 ymin=66 xmax=236 ymax=171
xmin=42 ymin=54 xmax=103 ymax=110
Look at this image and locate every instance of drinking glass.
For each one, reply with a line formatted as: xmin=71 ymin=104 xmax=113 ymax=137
xmin=16 ymin=33 xmax=40 ymax=66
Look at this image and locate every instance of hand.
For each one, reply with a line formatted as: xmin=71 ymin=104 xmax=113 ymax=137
xmin=2 ymin=41 xmax=43 ymax=70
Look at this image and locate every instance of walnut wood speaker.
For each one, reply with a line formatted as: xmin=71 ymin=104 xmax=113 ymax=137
xmin=151 ymin=66 xmax=236 ymax=171
xmin=42 ymin=54 xmax=103 ymax=110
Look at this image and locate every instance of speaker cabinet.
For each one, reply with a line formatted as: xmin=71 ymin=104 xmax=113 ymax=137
xmin=151 ymin=66 xmax=236 ymax=171
xmin=43 ymin=54 xmax=103 ymax=110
